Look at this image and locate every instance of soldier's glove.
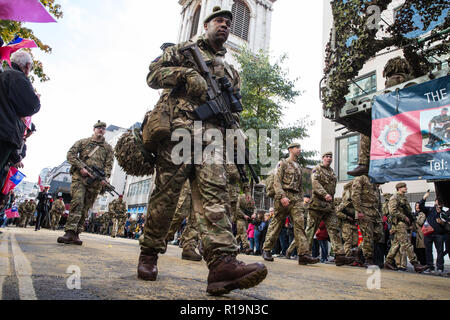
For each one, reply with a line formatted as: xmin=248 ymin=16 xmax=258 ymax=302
xmin=184 ymin=69 xmax=208 ymax=102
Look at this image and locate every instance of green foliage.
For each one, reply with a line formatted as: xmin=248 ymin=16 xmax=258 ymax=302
xmin=235 ymin=47 xmax=319 ymax=175
xmin=322 ymin=0 xmax=449 ymax=114
xmin=0 ymin=0 xmax=63 ymax=82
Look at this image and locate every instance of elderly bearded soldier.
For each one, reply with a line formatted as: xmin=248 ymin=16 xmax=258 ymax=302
xmin=57 ymin=121 xmax=114 ymax=245
xmin=305 ymin=152 xmax=355 ymax=266
xmin=262 ymin=143 xmax=319 ymax=265
xmin=137 ymin=6 xmax=267 ymax=295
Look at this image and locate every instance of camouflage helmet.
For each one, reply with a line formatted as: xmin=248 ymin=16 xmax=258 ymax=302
xmin=322 ymin=151 xmax=333 ymax=158
xmin=395 ymin=182 xmax=407 ymax=190
xmin=204 ymin=6 xmax=232 ymax=24
xmin=94 ymin=120 xmax=107 ymax=128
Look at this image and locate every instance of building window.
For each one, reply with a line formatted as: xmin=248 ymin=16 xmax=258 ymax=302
xmin=190 ymin=5 xmax=201 ymax=39
xmin=231 ymin=0 xmax=250 ymax=41
xmin=345 ymin=72 xmax=376 ymax=101
xmin=336 ymin=135 xmax=360 ymax=181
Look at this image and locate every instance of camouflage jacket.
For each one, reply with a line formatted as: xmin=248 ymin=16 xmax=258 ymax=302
xmin=351 ymin=175 xmax=380 ymax=214
xmin=309 ymin=164 xmax=336 ymax=212
xmin=25 ymin=201 xmax=36 ymax=215
xmin=67 ymin=136 xmax=114 ymax=182
xmin=18 ymin=202 xmax=26 ymax=214
xmin=273 ymin=158 xmax=303 ymax=200
xmin=108 ymin=198 xmax=127 ymax=218
xmin=227 ymin=164 xmax=242 ymax=203
xmin=236 ymin=194 xmax=255 ymax=220
xmin=147 ymin=35 xmax=240 ymax=116
xmin=50 ymin=199 xmax=65 ymax=214
xmin=388 ymin=192 xmax=411 ymax=225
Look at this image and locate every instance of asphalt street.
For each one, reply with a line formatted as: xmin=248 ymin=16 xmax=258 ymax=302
xmin=0 ymin=227 xmax=449 ymax=300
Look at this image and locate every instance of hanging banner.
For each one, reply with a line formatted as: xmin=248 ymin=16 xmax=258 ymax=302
xmin=369 ymin=75 xmax=450 ymax=183
xmin=0 ymin=0 xmax=56 ymax=23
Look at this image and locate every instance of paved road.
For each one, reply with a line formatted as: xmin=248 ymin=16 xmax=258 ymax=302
xmin=0 ymin=227 xmax=449 ymax=300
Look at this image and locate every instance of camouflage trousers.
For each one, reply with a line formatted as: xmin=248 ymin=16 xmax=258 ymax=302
xmin=101 ymin=220 xmax=110 ymax=235
xmin=50 ymin=210 xmax=61 ymax=230
xmin=359 ymin=134 xmax=370 ymax=166
xmin=386 ymin=222 xmax=418 ymax=265
xmin=306 ymin=209 xmax=345 ymax=256
xmin=139 ymin=120 xmax=238 ymax=268
xmin=235 ymin=218 xmax=250 ymax=250
xmin=340 ymin=221 xmax=359 ymax=256
xmin=166 ymin=190 xmax=199 ymax=250
xmin=263 ymin=192 xmax=309 ymax=256
xmin=18 ymin=212 xmax=27 ymax=227
xmin=65 ymin=179 xmax=101 ymax=234
xmin=286 ymin=206 xmax=309 ymax=256
xmin=357 ymin=208 xmax=384 ymax=259
xmin=111 ymin=216 xmax=127 ymax=237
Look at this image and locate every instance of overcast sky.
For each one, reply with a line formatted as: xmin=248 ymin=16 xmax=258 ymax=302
xmin=23 ymin=0 xmax=324 ymax=183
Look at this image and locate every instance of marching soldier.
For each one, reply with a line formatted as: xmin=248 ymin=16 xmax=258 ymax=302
xmin=101 ymin=211 xmax=111 ymax=235
xmin=351 ymin=174 xmax=384 ymax=267
xmin=235 ymin=191 xmax=255 ymax=255
xmin=24 ymin=199 xmax=36 ymax=228
xmin=109 ymin=195 xmax=127 ymax=238
xmin=57 ymin=121 xmax=114 ymax=245
xmin=137 ymin=6 xmax=267 ymax=295
xmin=18 ymin=200 xmax=28 ymax=227
xmin=262 ymin=143 xmax=319 ymax=265
xmin=285 ymin=194 xmax=311 ymax=258
xmin=384 ymin=182 xmax=428 ymax=272
xmin=50 ymin=196 xmax=65 ymax=230
xmin=305 ymin=152 xmax=355 ymax=266
xmin=165 ymin=180 xmax=202 ymax=261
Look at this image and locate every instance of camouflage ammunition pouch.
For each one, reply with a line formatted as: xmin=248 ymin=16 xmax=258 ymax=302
xmin=142 ymin=95 xmax=173 ymax=154
xmin=114 ymin=128 xmax=156 ymax=177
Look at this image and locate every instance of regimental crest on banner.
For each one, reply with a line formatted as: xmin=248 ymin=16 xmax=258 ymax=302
xmin=377 ymin=119 xmax=410 ymax=155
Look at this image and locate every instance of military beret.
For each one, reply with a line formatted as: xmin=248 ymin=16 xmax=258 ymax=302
xmin=94 ymin=120 xmax=107 ymax=128
xmin=322 ymin=151 xmax=333 ymax=157
xmin=204 ymin=6 xmax=233 ymax=24
xmin=288 ymin=142 xmax=301 ymax=149
xmin=395 ymin=182 xmax=407 ymax=189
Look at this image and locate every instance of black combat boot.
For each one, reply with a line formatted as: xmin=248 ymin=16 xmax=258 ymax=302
xmin=206 ymin=255 xmax=267 ymax=295
xmin=335 ymin=254 xmax=355 ymax=266
xmin=412 ymin=261 xmax=428 ymax=273
xmin=298 ymin=254 xmax=320 ymax=265
xmin=137 ymin=251 xmax=158 ymax=281
xmin=262 ymin=250 xmax=274 ymax=262
xmin=182 ymin=246 xmax=202 ymax=261
xmin=57 ymin=230 xmax=82 ymax=245
xmin=243 ymin=248 xmax=253 ymax=255
xmin=73 ymin=232 xmax=83 ymax=245
xmin=363 ymin=257 xmax=375 ymax=268
xmin=347 ymin=165 xmax=369 ymax=177
xmin=384 ymin=260 xmax=397 ymax=270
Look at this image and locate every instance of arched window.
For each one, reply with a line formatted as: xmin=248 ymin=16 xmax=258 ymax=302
xmin=190 ymin=5 xmax=201 ymax=39
xmin=231 ymin=0 xmax=250 ymax=41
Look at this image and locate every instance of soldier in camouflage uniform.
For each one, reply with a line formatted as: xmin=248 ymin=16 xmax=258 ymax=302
xmin=101 ymin=211 xmax=111 ymax=235
xmin=109 ymin=195 xmax=127 ymax=238
xmin=235 ymin=192 xmax=255 ymax=254
xmin=348 ymin=57 xmax=414 ymax=177
xmin=262 ymin=143 xmax=319 ymax=265
xmin=50 ymin=197 xmax=65 ymax=230
xmin=305 ymin=152 xmax=355 ymax=266
xmin=137 ymin=6 xmax=267 ymax=295
xmin=384 ymin=182 xmax=427 ymax=272
xmin=351 ymin=174 xmax=384 ymax=267
xmin=25 ymin=199 xmax=36 ymax=228
xmin=335 ymin=183 xmax=362 ymax=266
xmin=285 ymin=194 xmax=311 ymax=258
xmin=18 ymin=200 xmax=28 ymax=227
xmin=165 ymin=180 xmax=202 ymax=261
xmin=57 ymin=121 xmax=114 ymax=245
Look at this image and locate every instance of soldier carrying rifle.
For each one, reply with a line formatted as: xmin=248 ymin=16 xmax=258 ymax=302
xmin=57 ymin=121 xmax=114 ymax=245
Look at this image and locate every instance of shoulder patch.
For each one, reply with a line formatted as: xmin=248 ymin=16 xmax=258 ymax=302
xmin=152 ymin=55 xmax=162 ymax=63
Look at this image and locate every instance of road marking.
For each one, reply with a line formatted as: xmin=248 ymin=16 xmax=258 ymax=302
xmin=0 ymin=233 xmax=11 ymax=300
xmin=10 ymin=233 xmax=37 ymax=300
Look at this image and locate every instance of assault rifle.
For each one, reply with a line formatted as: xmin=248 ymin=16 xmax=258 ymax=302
xmin=77 ymin=158 xmax=120 ymax=197
xmin=179 ymin=44 xmax=259 ymax=184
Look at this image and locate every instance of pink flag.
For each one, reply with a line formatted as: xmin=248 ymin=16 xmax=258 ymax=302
xmin=0 ymin=0 xmax=56 ymax=23
xmin=0 ymin=38 xmax=37 ymax=66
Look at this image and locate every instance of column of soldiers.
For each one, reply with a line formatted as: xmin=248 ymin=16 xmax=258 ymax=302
xmin=109 ymin=195 xmax=127 ymax=238
xmin=18 ymin=199 xmax=36 ymax=228
xmin=50 ymin=195 xmax=65 ymax=230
